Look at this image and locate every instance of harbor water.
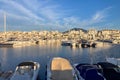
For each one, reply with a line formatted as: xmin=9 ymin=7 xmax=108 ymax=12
xmin=0 ymin=42 xmax=120 ymax=80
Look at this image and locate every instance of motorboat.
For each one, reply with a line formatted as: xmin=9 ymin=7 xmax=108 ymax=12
xmin=10 ymin=61 xmax=40 ymax=80
xmin=47 ymin=57 xmax=78 ymax=80
xmin=74 ymin=63 xmax=105 ymax=80
xmin=81 ymin=43 xmax=90 ymax=48
xmin=90 ymin=42 xmax=96 ymax=48
xmin=61 ymin=41 xmax=72 ymax=46
xmin=97 ymin=62 xmax=120 ymax=80
xmin=0 ymin=42 xmax=13 ymax=47
xmin=106 ymin=57 xmax=120 ymax=67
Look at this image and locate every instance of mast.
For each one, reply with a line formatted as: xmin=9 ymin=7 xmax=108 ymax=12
xmin=4 ymin=12 xmax=6 ymax=33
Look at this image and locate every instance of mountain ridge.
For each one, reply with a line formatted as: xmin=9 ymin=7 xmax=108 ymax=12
xmin=63 ymin=28 xmax=87 ymax=33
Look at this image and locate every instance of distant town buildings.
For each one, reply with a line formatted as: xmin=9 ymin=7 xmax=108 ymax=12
xmin=0 ymin=29 xmax=120 ymax=44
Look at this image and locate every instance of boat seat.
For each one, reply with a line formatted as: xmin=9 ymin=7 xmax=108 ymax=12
xmin=80 ymin=65 xmax=93 ymax=78
xmin=85 ymin=68 xmax=105 ymax=80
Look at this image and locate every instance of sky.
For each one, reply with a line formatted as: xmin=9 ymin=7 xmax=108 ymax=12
xmin=0 ymin=0 xmax=120 ymax=31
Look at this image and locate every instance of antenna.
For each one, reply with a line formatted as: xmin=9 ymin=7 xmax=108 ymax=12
xmin=4 ymin=12 xmax=6 ymax=33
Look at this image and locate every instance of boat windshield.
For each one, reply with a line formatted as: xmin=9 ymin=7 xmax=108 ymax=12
xmin=17 ymin=66 xmax=32 ymax=74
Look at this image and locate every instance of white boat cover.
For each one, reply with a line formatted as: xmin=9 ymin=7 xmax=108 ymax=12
xmin=51 ymin=57 xmax=74 ymax=80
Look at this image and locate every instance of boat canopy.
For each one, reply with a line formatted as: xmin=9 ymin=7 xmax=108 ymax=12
xmin=50 ymin=57 xmax=74 ymax=80
xmin=51 ymin=57 xmax=72 ymax=70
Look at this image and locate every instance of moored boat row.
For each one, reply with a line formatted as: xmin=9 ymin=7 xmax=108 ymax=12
xmin=61 ymin=41 xmax=97 ymax=48
xmin=1 ymin=57 xmax=120 ymax=80
xmin=46 ymin=57 xmax=120 ymax=80
xmin=74 ymin=62 xmax=120 ymax=80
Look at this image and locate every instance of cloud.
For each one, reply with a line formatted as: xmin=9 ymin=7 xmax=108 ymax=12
xmin=92 ymin=12 xmax=104 ymax=21
xmin=0 ymin=0 xmax=64 ymax=30
xmin=0 ymin=0 xmax=112 ymax=31
xmin=69 ymin=7 xmax=112 ymax=27
xmin=35 ymin=6 xmax=112 ymax=31
xmin=53 ymin=7 xmax=112 ymax=30
xmin=92 ymin=7 xmax=112 ymax=22
xmin=0 ymin=0 xmax=64 ymax=25
xmin=1 ymin=0 xmax=44 ymax=21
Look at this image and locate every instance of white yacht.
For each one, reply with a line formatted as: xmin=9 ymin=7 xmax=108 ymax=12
xmin=47 ymin=57 xmax=78 ymax=80
xmin=10 ymin=61 xmax=40 ymax=80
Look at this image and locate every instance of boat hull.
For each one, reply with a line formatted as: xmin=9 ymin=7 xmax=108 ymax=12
xmin=0 ymin=43 xmax=13 ymax=47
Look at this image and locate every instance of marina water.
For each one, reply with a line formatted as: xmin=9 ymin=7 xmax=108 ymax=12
xmin=0 ymin=43 xmax=120 ymax=80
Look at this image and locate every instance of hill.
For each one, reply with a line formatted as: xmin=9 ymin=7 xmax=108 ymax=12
xmin=63 ymin=28 xmax=87 ymax=33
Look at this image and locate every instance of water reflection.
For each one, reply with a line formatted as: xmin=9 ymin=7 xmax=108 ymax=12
xmin=1 ymin=48 xmax=7 ymax=68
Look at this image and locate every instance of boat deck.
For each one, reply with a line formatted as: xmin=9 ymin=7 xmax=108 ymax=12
xmin=51 ymin=70 xmax=74 ymax=80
